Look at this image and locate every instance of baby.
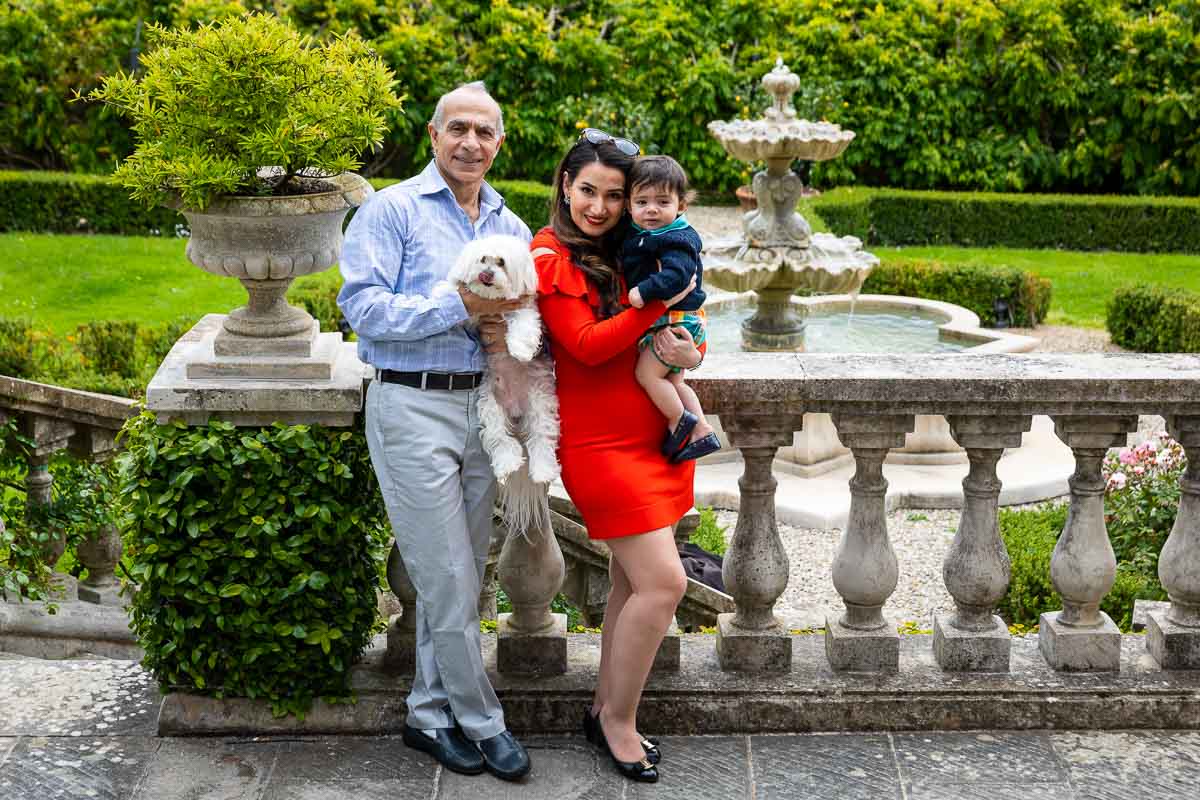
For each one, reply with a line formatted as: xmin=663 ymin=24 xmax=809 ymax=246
xmin=623 ymin=155 xmax=721 ymax=463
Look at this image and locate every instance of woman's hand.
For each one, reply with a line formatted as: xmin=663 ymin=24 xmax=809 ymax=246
xmin=478 ymin=315 xmax=509 ymax=355
xmin=653 ymin=325 xmax=702 ymax=370
xmin=665 ymin=274 xmax=697 ymax=308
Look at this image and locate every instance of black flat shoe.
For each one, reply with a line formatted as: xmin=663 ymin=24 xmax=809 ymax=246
xmin=402 ymin=724 xmax=485 ymax=775
xmin=476 ymin=730 xmax=531 ymax=781
xmin=598 ymin=715 xmax=659 ymax=782
xmin=583 ymin=708 xmax=661 ymax=764
xmin=670 ymin=431 xmax=722 ymax=463
xmin=661 ymin=410 xmax=698 ymax=456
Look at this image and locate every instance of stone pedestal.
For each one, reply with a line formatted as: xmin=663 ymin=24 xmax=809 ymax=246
xmin=710 ymin=419 xmax=799 ymax=672
xmin=496 ymin=520 xmax=567 ymax=676
xmin=383 ymin=543 xmax=418 ymax=676
xmin=1146 ymin=612 xmax=1200 ymax=669
xmin=384 ymin=613 xmax=416 ymax=675
xmin=716 ymin=613 xmax=790 ymax=673
xmin=652 ymin=620 xmax=681 ymax=673
xmin=933 ymin=614 xmax=1010 ymax=672
xmin=824 ymin=615 xmax=899 ymax=673
xmin=146 ymin=315 xmax=366 ymax=426
xmin=1038 ymin=611 xmax=1121 ymax=672
xmin=497 ymin=613 xmax=567 ymax=676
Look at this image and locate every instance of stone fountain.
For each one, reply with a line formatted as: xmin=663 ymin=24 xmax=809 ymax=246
xmin=705 ymin=58 xmax=878 ymax=351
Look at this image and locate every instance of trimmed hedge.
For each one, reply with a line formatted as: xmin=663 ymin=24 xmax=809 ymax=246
xmin=8 ymin=170 xmax=1198 ymax=257
xmin=0 ymin=171 xmax=553 ymax=238
xmin=864 ymin=259 xmax=1052 ymax=328
xmin=814 ymin=188 xmax=1200 ymax=253
xmin=1107 ymin=285 xmax=1200 ymax=353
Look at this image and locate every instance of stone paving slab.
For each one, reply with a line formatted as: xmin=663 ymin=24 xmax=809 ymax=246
xmin=0 ymin=735 xmax=159 ymax=800
xmin=1 ymin=727 xmax=1200 ymax=798
xmin=751 ymin=732 xmax=900 ymax=800
xmin=0 ymin=658 xmax=158 ymax=737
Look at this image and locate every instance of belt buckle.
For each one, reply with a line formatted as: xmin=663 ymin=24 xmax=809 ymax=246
xmin=420 ymin=372 xmax=429 ymax=390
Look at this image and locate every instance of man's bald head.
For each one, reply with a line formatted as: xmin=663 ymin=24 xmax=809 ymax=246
xmin=430 ymin=81 xmax=504 ymax=137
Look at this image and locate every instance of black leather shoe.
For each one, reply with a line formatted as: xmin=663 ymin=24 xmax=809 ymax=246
xmin=402 ymin=724 xmax=485 ymax=775
xmin=584 ymin=707 xmax=660 ymax=764
xmin=598 ymin=715 xmax=658 ymax=783
xmin=670 ymin=431 xmax=722 ymax=463
xmin=661 ymin=410 xmax=698 ymax=456
xmin=476 ymin=730 xmax=531 ymax=781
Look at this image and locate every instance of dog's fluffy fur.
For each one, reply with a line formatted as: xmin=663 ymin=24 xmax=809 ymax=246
xmin=435 ymin=234 xmax=559 ymax=537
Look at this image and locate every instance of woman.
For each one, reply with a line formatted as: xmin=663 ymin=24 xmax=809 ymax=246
xmin=530 ymin=131 xmax=702 ymax=783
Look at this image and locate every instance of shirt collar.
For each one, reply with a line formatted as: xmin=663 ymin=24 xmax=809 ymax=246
xmin=632 ymin=214 xmax=690 ymax=236
xmin=418 ymin=160 xmax=505 ymax=217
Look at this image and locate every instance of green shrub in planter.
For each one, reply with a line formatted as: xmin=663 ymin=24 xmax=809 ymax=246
xmin=119 ymin=412 xmax=390 ymax=716
xmin=87 ymin=13 xmax=401 ymax=211
xmin=1107 ymin=285 xmax=1200 ymax=353
xmin=863 ymin=259 xmax=1051 ymax=327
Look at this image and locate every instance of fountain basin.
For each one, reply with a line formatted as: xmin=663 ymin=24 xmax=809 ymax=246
xmin=701 ymin=291 xmax=1038 ymax=476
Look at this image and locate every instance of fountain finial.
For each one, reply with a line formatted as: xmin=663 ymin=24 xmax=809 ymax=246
xmin=762 ymin=58 xmax=800 ymax=122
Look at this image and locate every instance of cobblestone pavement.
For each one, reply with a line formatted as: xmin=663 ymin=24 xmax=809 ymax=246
xmin=2 ymin=655 xmax=1199 ymax=799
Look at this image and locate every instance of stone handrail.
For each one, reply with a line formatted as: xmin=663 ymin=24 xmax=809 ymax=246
xmin=676 ymin=352 xmax=1200 ymax=674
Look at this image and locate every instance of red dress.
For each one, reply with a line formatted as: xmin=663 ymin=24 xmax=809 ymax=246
xmin=532 ymin=227 xmax=696 ymax=539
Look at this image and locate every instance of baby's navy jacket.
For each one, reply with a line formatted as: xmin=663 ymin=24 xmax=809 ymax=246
xmin=621 ymin=218 xmax=707 ymax=312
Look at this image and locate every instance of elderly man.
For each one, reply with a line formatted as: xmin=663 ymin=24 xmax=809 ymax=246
xmin=338 ymin=82 xmax=532 ymax=781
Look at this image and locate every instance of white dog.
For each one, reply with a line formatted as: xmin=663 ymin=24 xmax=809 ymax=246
xmin=435 ymin=234 xmax=559 ymax=536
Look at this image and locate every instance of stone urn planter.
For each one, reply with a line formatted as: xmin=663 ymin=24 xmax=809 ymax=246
xmin=177 ymin=171 xmax=373 ymax=356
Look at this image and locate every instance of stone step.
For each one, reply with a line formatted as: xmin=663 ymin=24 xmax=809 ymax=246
xmin=157 ymin=632 xmax=1200 ymax=737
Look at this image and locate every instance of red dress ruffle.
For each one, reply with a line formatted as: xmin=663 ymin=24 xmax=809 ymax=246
xmin=532 ymin=227 xmax=695 ymax=539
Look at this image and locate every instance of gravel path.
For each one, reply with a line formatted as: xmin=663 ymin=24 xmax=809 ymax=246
xmin=688 ymin=204 xmax=1149 ymax=628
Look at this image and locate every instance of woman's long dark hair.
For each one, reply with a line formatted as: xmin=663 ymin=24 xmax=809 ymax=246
xmin=550 ymin=139 xmax=635 ymax=319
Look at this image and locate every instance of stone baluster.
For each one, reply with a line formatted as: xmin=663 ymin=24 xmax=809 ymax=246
xmin=716 ymin=411 xmax=802 ymax=672
xmin=384 ymin=541 xmax=418 ymax=674
xmin=497 ymin=514 xmax=567 ymax=675
xmin=77 ymin=522 xmax=124 ymax=606
xmin=1147 ymin=416 xmax=1200 ymax=669
xmin=1041 ymin=416 xmax=1137 ymax=671
xmin=826 ymin=414 xmax=915 ymax=672
xmin=936 ymin=416 xmax=1033 ymax=671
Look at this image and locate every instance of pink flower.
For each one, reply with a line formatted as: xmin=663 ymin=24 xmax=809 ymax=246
xmin=1119 ymin=449 xmax=1135 ymax=465
xmin=1133 ymin=465 xmax=1145 ymax=475
xmin=1108 ymin=472 xmax=1128 ymax=490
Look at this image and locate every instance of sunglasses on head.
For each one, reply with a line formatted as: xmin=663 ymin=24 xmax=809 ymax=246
xmin=579 ymin=128 xmax=640 ymax=157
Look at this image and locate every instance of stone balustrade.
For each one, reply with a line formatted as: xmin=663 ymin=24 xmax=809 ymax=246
xmin=0 ymin=377 xmax=138 ymax=605
xmin=677 ymin=352 xmax=1200 ymax=675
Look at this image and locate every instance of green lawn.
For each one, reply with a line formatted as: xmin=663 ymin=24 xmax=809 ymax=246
xmin=3 ymin=232 xmax=1199 ymax=333
xmin=876 ymin=245 xmax=1200 ymax=329
xmin=0 ymin=233 xmax=340 ymax=333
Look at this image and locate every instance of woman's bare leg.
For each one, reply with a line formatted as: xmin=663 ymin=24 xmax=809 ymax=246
xmin=636 ymin=347 xmax=685 ymax=428
xmin=598 ymin=527 xmax=687 ymax=762
xmin=592 ymin=554 xmax=631 ymax=714
xmin=668 ymin=370 xmax=713 ymax=442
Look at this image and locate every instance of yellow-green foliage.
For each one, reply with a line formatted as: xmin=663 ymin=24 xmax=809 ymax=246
xmin=86 ymin=13 xmax=402 ymax=210
xmin=4 ymin=1 xmax=1200 ymax=195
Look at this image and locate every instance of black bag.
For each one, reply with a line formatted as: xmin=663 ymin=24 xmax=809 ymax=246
xmin=678 ymin=542 xmax=725 ymax=593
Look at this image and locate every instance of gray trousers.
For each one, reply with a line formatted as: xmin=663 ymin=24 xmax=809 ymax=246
xmin=365 ymin=378 xmax=505 ymax=740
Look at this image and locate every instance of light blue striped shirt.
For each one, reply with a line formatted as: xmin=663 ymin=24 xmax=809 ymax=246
xmin=337 ymin=160 xmax=532 ymax=372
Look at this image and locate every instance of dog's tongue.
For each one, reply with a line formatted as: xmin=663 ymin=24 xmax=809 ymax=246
xmin=479 ymin=272 xmax=494 ymax=286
